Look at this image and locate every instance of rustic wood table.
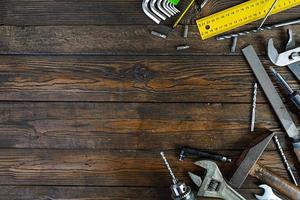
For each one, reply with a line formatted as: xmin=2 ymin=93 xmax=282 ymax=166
xmin=0 ymin=0 xmax=299 ymax=199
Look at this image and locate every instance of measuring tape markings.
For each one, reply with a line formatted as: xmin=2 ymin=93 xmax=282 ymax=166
xmin=197 ymin=0 xmax=300 ymax=40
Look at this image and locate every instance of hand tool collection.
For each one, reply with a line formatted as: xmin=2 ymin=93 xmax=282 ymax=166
xmin=146 ymin=0 xmax=300 ymax=199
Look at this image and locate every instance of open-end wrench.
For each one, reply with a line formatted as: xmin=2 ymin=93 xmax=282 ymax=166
xmin=255 ymin=184 xmax=282 ymax=200
xmin=188 ymin=160 xmax=246 ymax=200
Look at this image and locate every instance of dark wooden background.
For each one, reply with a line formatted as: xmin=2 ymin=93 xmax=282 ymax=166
xmin=0 ymin=0 xmax=299 ymax=199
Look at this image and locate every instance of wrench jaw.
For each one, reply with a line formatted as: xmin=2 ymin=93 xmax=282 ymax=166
xmin=188 ymin=171 xmax=224 ymax=199
xmin=255 ymin=185 xmax=272 ymax=200
xmin=287 ymin=29 xmax=296 ymax=50
xmin=189 ymin=160 xmax=246 ymax=200
xmin=189 ymin=160 xmax=223 ymax=198
xmin=188 ymin=172 xmax=202 ymax=187
xmin=268 ymin=34 xmax=300 ymax=66
xmin=268 ymin=39 xmax=281 ymax=66
xmin=255 ymin=184 xmax=282 ymax=200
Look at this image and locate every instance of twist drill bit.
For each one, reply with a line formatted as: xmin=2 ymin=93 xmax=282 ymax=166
xmin=273 ymin=135 xmax=298 ymax=186
xmin=258 ymin=0 xmax=280 ymax=29
xmin=251 ymin=83 xmax=258 ymax=132
xmin=216 ymin=18 xmax=300 ymax=41
xmin=160 ymin=152 xmax=178 ymax=184
xmin=160 ymin=152 xmax=196 ymax=200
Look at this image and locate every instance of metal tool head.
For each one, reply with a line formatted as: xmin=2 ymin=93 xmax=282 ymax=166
xmin=268 ymin=39 xmax=280 ymax=65
xmin=188 ymin=160 xmax=221 ymax=188
xmin=255 ymin=184 xmax=282 ymax=200
xmin=229 ymin=130 xmax=275 ymax=188
xmin=286 ymin=28 xmax=296 ymax=50
xmin=189 ymin=160 xmax=226 ymax=198
xmin=268 ymin=30 xmax=300 ymax=66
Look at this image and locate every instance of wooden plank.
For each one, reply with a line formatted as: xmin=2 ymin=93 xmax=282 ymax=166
xmin=0 ymin=102 xmax=297 ymax=150
xmin=0 ymin=149 xmax=296 ymax=188
xmin=1 ymin=0 xmax=300 ymax=25
xmin=0 ymin=25 xmax=296 ymax=55
xmin=0 ymin=55 xmax=295 ymax=103
xmin=0 ymin=186 xmax=264 ymax=200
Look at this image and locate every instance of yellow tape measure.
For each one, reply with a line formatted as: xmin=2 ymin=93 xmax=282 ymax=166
xmin=197 ymin=0 xmax=300 ymax=40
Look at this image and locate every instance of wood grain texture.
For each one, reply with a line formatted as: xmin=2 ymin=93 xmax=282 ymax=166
xmin=0 ymin=25 xmax=297 ymax=55
xmin=1 ymin=0 xmax=300 ymax=25
xmin=1 ymin=0 xmax=299 ymax=198
xmin=0 ymin=186 xmax=266 ymax=200
xmin=0 ymin=149 xmax=296 ymax=188
xmin=0 ymin=102 xmax=295 ymax=150
xmin=1 ymin=55 xmax=298 ymax=102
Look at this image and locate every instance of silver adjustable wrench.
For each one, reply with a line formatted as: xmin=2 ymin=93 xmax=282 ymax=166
xmin=188 ymin=160 xmax=246 ymax=200
xmin=255 ymin=184 xmax=282 ymax=200
xmin=268 ymin=29 xmax=300 ymax=81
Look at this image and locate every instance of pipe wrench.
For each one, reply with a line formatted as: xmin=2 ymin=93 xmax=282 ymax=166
xmin=188 ymin=160 xmax=246 ymax=200
xmin=268 ymin=29 xmax=300 ymax=81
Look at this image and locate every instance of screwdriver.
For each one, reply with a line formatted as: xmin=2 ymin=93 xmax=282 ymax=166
xmin=179 ymin=146 xmax=232 ymax=162
xmin=270 ymin=67 xmax=300 ymax=112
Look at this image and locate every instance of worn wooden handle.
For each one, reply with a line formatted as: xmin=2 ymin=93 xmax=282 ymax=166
xmin=250 ymin=163 xmax=300 ymax=200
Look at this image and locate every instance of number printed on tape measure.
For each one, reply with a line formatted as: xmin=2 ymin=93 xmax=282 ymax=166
xmin=197 ymin=0 xmax=300 ymax=40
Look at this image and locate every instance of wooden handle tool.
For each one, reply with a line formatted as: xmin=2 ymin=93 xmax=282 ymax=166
xmin=251 ymin=163 xmax=300 ymax=200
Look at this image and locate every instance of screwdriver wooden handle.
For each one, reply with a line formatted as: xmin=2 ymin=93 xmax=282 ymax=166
xmin=250 ymin=163 xmax=300 ymax=200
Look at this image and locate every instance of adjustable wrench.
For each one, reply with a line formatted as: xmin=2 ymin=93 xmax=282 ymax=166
xmin=255 ymin=184 xmax=282 ymax=200
xmin=188 ymin=160 xmax=246 ymax=200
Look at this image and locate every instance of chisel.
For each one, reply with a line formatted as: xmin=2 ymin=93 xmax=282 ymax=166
xmin=242 ymin=45 xmax=300 ymax=164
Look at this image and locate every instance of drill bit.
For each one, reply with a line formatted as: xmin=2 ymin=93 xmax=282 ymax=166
xmin=160 ymin=152 xmax=178 ymax=184
xmin=251 ymin=83 xmax=258 ymax=132
xmin=216 ymin=18 xmax=300 ymax=40
xmin=273 ymin=135 xmax=298 ymax=186
xmin=161 ymin=152 xmax=196 ymax=200
xmin=258 ymin=0 xmax=280 ymax=29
